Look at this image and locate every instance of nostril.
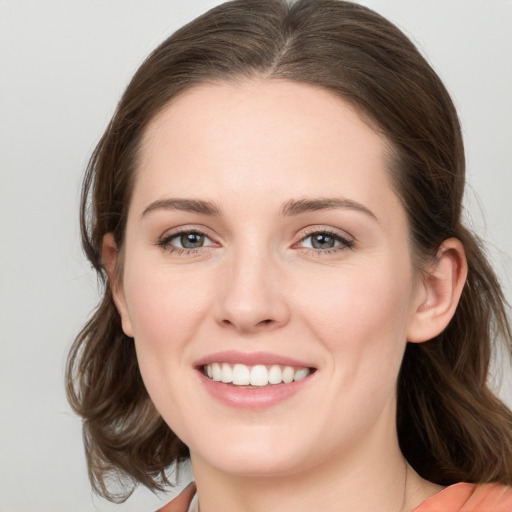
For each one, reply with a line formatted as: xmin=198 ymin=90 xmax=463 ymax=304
xmin=220 ymin=317 xmax=275 ymax=332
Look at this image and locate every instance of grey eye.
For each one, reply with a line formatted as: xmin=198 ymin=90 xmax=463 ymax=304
xmin=159 ymin=230 xmax=216 ymax=253
xmin=298 ymin=230 xmax=354 ymax=252
xmin=179 ymin=232 xmax=205 ymax=248
xmin=310 ymin=233 xmax=338 ymax=249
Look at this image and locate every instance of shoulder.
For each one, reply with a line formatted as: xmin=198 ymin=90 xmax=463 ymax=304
xmin=465 ymin=484 xmax=512 ymax=511
xmin=157 ymin=483 xmax=197 ymax=512
xmin=414 ymin=482 xmax=512 ymax=512
xmin=156 ymin=482 xmax=512 ymax=512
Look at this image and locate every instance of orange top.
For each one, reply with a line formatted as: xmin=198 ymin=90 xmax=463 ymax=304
xmin=413 ymin=482 xmax=512 ymax=512
xmin=159 ymin=482 xmax=512 ymax=512
xmin=159 ymin=483 xmax=196 ymax=512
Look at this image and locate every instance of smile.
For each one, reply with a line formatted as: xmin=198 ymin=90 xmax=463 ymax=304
xmin=195 ymin=352 xmax=317 ymax=409
xmin=203 ymin=363 xmax=311 ymax=387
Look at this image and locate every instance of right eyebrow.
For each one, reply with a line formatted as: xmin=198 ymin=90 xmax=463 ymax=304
xmin=141 ymin=198 xmax=221 ymax=219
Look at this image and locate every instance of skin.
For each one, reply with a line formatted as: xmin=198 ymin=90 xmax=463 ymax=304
xmin=104 ymin=79 xmax=467 ymax=512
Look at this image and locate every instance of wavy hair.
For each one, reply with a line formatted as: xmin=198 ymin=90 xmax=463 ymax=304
xmin=66 ymin=0 xmax=512 ymax=502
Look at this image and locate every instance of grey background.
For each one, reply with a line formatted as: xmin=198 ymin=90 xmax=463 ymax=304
xmin=0 ymin=0 xmax=511 ymax=510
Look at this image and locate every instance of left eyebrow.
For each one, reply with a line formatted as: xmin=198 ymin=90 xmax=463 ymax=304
xmin=280 ymin=197 xmax=377 ymax=221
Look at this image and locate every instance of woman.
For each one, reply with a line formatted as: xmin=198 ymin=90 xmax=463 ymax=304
xmin=66 ymin=0 xmax=512 ymax=510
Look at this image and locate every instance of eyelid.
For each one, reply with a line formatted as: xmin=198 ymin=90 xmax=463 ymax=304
xmin=157 ymin=225 xmax=219 ymax=252
xmin=156 ymin=224 xmax=355 ymax=255
xmin=294 ymin=226 xmax=355 ymax=251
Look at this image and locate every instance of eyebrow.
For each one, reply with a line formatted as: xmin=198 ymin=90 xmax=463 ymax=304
xmin=280 ymin=197 xmax=377 ymax=220
xmin=141 ymin=198 xmax=221 ymax=218
xmin=141 ymin=196 xmax=377 ymax=221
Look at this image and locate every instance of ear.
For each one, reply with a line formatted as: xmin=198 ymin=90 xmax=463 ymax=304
xmin=407 ymin=238 xmax=467 ymax=343
xmin=102 ymin=233 xmax=134 ymax=337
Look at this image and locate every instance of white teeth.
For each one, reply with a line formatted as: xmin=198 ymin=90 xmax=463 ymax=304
xmin=294 ymin=367 xmax=310 ymax=382
xmin=249 ymin=365 xmax=268 ymax=386
xmin=221 ymin=363 xmax=233 ymax=383
xmin=203 ymin=362 xmax=311 ymax=386
xmin=212 ymin=362 xmax=222 ymax=381
xmin=282 ymin=366 xmax=294 ymax=384
xmin=268 ymin=365 xmax=282 ymax=384
xmin=232 ymin=364 xmax=250 ymax=385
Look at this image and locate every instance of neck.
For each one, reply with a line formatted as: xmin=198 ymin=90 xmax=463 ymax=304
xmin=189 ymin=415 xmax=437 ymax=512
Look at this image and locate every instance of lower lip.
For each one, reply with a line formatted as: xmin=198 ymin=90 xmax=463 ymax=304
xmin=197 ymin=370 xmax=314 ymax=410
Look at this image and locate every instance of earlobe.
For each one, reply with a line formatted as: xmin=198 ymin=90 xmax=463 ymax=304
xmin=102 ymin=233 xmax=134 ymax=338
xmin=407 ymin=238 xmax=468 ymax=343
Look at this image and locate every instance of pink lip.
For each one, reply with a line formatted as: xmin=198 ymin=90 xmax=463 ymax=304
xmin=193 ymin=350 xmax=315 ymax=368
xmin=197 ymin=371 xmax=315 ymax=410
xmin=194 ymin=351 xmax=317 ymax=410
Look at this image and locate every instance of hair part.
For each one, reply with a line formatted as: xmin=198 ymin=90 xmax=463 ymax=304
xmin=66 ymin=0 xmax=512 ymax=501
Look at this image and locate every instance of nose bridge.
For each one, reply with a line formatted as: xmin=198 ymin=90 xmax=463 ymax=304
xmin=216 ymin=238 xmax=289 ymax=333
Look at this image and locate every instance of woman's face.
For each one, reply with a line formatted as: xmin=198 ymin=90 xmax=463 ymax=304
xmin=114 ymin=79 xmax=426 ymax=478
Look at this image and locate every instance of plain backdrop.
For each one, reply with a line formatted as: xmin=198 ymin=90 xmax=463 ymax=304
xmin=0 ymin=0 xmax=511 ymax=510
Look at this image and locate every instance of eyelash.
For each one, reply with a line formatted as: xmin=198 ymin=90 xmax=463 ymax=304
xmin=157 ymin=228 xmax=355 ymax=256
xmin=297 ymin=228 xmax=355 ymax=255
xmin=157 ymin=229 xmax=216 ymax=255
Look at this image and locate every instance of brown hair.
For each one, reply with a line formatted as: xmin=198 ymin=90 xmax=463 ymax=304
xmin=66 ymin=0 xmax=512 ymax=502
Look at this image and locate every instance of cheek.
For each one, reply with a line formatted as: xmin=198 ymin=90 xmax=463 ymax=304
xmin=122 ymin=260 xmax=215 ymax=405
xmin=300 ymin=260 xmax=414 ymax=376
xmin=125 ymin=262 xmax=211 ymax=347
xmin=295 ymin=264 xmax=414 ymax=444
xmin=122 ymin=263 xmax=215 ymax=430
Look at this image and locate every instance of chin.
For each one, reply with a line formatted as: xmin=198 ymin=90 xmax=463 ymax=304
xmin=188 ymin=428 xmax=320 ymax=479
xmin=202 ymin=451 xmax=307 ymax=478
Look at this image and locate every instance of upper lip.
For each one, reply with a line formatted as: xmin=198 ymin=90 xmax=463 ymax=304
xmin=194 ymin=350 xmax=316 ymax=369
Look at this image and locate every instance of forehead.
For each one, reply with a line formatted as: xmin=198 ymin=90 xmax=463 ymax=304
xmin=133 ymin=79 xmax=399 ymax=220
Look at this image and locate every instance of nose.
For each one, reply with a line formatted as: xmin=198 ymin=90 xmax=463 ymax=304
xmin=214 ymin=246 xmax=291 ymax=334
